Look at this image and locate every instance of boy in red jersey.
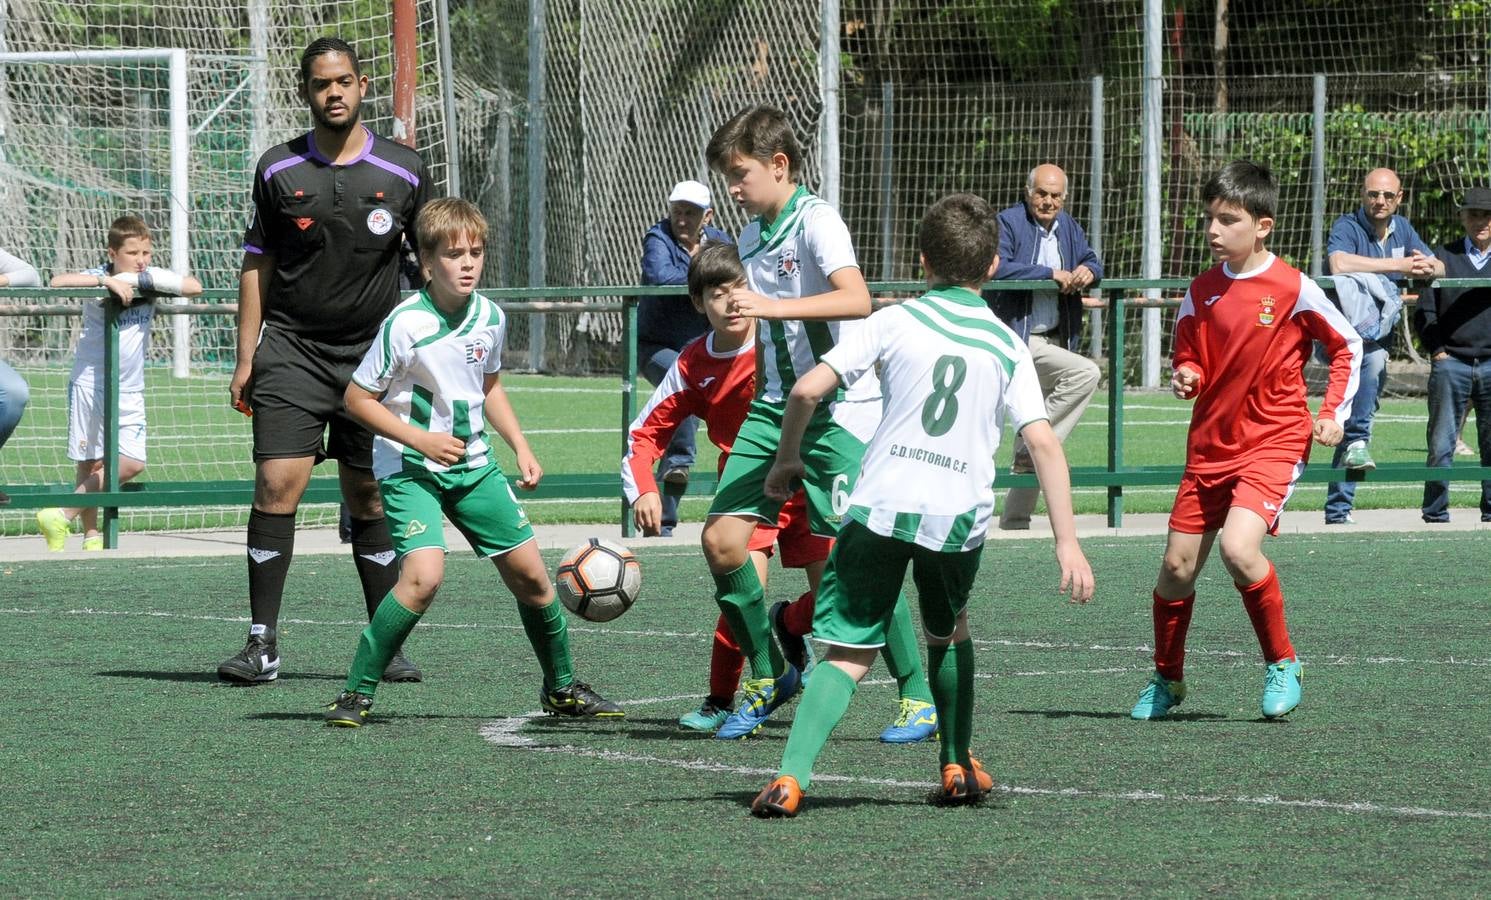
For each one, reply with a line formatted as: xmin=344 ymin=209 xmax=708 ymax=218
xmin=623 ymin=242 xmax=938 ymax=741
xmin=1130 ymin=160 xmax=1361 ymax=721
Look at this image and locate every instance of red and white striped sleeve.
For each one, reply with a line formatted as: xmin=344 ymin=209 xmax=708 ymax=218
xmin=1292 ymin=272 xmax=1361 ymax=424
xmin=1171 ymin=288 xmax=1205 ymax=395
xmin=620 ymin=356 xmax=703 ymax=503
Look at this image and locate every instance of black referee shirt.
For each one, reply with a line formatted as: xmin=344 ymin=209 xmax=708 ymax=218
xmin=243 ymin=126 xmax=430 ymax=345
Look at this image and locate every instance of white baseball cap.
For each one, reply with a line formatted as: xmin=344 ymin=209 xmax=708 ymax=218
xmin=667 ymin=180 xmax=712 ymax=209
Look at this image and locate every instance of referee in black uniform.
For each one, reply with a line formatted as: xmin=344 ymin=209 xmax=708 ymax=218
xmin=219 ymin=37 xmax=431 ymax=684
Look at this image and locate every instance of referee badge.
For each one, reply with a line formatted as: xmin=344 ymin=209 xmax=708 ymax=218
xmin=367 ymin=208 xmax=394 ymax=236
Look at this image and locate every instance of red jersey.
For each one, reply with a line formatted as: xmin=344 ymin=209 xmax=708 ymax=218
xmin=1174 ymin=254 xmax=1361 ymax=473
xmin=621 ymin=332 xmax=755 ymax=502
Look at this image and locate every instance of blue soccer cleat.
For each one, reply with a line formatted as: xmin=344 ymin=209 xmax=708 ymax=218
xmin=678 ymin=697 xmax=732 ymax=732
xmin=714 ymin=664 xmax=801 ymax=740
xmin=1130 ymin=671 xmax=1187 ymax=720
xmin=1261 ymin=659 xmax=1303 ymax=718
xmin=879 ymin=698 xmax=939 ymax=744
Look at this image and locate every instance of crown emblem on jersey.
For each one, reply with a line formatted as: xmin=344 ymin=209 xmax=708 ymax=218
xmin=777 ymin=248 xmax=799 ymax=279
xmin=295 ymin=217 xmax=314 ymax=231
xmin=1257 ymin=294 xmax=1277 ymax=327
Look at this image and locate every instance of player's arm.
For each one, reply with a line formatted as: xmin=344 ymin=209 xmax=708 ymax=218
xmin=51 ymin=270 xmax=137 ymax=305
xmin=1294 ymin=276 xmax=1361 ymax=447
xmin=1019 ymin=418 xmax=1094 ymax=604
xmin=764 ymin=362 xmax=841 ymax=501
xmin=344 ymin=381 xmax=466 ymax=467
xmin=1170 ymin=293 xmax=1204 ymax=399
xmin=231 ymin=252 xmax=274 ymax=414
xmin=0 ymin=249 xmax=40 ymax=287
xmin=622 ymin=373 xmax=697 ymax=536
xmin=483 ymin=372 xmax=542 ymax=490
xmin=731 ymin=265 xmax=871 ymax=322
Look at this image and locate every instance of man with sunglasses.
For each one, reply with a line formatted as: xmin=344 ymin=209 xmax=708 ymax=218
xmin=1322 ymin=168 xmax=1442 ymax=524
xmin=985 ymin=163 xmax=1103 ymax=530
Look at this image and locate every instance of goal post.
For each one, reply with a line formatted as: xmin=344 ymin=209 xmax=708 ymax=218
xmin=0 ymin=47 xmax=193 ymax=377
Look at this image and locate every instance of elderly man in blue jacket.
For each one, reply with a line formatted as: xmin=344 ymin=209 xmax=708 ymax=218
xmin=986 ymin=163 xmax=1103 ymax=530
xmin=639 ymin=180 xmax=733 ymax=535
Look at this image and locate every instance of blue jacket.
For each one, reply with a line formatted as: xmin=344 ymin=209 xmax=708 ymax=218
xmin=983 ymin=203 xmax=1103 ymax=352
xmin=639 ymin=219 xmax=733 ymax=349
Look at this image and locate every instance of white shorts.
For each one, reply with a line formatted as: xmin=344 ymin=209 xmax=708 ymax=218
xmin=67 ymin=382 xmax=147 ymax=462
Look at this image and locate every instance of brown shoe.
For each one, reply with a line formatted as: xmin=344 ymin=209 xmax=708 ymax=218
xmin=751 ymin=775 xmax=803 ymax=818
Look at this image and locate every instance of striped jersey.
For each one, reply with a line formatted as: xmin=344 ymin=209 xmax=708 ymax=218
xmin=822 ymin=286 xmax=1047 ymax=552
xmin=738 ymin=185 xmax=876 ymax=404
xmin=351 ymin=290 xmax=507 ymax=480
xmin=1174 ymin=254 xmax=1361 ymax=473
xmin=621 ymin=332 xmax=755 ymax=502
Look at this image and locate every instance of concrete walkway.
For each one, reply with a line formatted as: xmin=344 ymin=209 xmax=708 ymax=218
xmin=2 ymin=506 xmax=1482 ymax=563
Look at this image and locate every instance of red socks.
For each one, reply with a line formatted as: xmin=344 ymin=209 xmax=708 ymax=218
xmin=1152 ymin=591 xmax=1195 ymax=682
xmin=709 ymin=612 xmax=745 ymax=703
xmin=782 ymin=590 xmax=816 ymax=637
xmin=1238 ymin=563 xmax=1295 ymax=664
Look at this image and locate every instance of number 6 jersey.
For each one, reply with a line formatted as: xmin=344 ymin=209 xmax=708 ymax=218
xmin=821 ymin=286 xmax=1047 ymax=551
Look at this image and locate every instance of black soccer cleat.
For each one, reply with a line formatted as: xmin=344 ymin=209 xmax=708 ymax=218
xmin=771 ymin=601 xmax=810 ymax=675
xmin=324 ymin=691 xmax=374 ymax=727
xmin=539 ymin=681 xmax=625 ymax=718
xmin=382 ymin=652 xmax=423 ymax=683
xmin=217 ymin=630 xmax=280 ymax=684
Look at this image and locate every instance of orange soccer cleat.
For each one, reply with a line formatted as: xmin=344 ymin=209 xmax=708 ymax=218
xmin=750 ymin=775 xmax=804 ymax=819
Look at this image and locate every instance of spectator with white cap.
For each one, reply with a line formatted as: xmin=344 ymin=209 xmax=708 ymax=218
xmin=638 ymin=179 xmax=734 ymax=535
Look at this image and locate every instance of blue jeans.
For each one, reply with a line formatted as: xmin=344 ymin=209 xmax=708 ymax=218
xmin=0 ymin=357 xmax=29 ymax=450
xmin=1324 ymin=344 xmax=1387 ymax=522
xmin=1421 ymin=353 xmax=1491 ymax=522
xmin=639 ymin=341 xmax=699 ymax=527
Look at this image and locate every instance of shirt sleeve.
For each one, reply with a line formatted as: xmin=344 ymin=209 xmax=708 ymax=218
xmin=641 ymin=230 xmax=689 ymax=286
xmin=821 ymin=309 xmax=887 ymax=387
xmin=1292 ymin=273 xmax=1361 ymax=424
xmin=243 ymin=160 xmax=272 ymax=255
xmin=1171 ymin=289 xmax=1204 ymax=392
xmin=1006 ymin=349 xmax=1050 ymax=432
xmin=801 ymin=204 xmax=860 ymax=281
xmin=1325 ymin=215 xmax=1361 ymax=258
xmin=620 ymin=358 xmax=701 ymax=502
xmin=486 ymin=306 xmax=506 ymax=375
xmin=0 ymin=248 xmax=40 ymax=286
xmin=404 ymin=156 xmax=431 ymax=253
xmin=351 ymin=314 xmax=411 ymax=394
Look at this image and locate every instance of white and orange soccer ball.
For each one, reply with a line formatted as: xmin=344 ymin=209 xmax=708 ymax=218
xmin=554 ymin=538 xmax=641 ymax=623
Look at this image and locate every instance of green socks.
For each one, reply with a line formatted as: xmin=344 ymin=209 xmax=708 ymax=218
xmin=778 ymin=662 xmax=858 ymax=790
xmin=927 ymin=639 xmax=975 ymax=768
xmin=519 ymin=600 xmax=575 ymax=691
xmin=345 ymin=591 xmax=423 ymax=696
xmin=713 ymin=561 xmax=784 ymax=679
xmin=880 ymin=593 xmax=934 ymax=704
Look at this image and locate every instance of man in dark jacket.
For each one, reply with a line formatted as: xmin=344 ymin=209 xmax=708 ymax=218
xmin=1415 ymin=187 xmax=1491 ymax=523
xmin=639 ymin=180 xmax=733 ymax=535
xmin=985 ymin=163 xmax=1102 ymax=530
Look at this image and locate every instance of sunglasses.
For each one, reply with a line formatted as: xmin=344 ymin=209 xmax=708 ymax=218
xmin=1364 ymin=190 xmax=1400 ymax=200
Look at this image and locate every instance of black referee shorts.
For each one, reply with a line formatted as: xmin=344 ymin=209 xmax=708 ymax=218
xmin=247 ymin=326 xmax=374 ymax=469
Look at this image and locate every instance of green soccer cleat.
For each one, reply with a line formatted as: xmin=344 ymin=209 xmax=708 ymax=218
xmin=36 ymin=507 xmax=69 ymax=552
xmin=1261 ymin=659 xmax=1303 ymax=718
xmin=324 ymin=691 xmax=373 ymax=727
xmin=678 ymin=697 xmax=732 ymax=732
xmin=1130 ymin=671 xmax=1187 ymax=720
xmin=540 ymin=680 xmax=625 ymax=718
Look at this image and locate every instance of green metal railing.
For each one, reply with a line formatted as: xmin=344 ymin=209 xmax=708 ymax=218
xmin=5 ymin=277 xmax=1491 ymax=546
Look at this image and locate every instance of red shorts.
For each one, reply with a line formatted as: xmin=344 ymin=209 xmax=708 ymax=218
xmin=1167 ymin=459 xmax=1306 ymax=536
xmin=748 ymin=491 xmax=832 ymax=569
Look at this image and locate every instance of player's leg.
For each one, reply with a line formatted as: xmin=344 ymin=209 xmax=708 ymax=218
xmin=38 ymin=383 xmax=100 ymax=550
xmin=1473 ymin=373 xmax=1491 ymax=520
xmin=877 ymin=593 xmax=938 ymax=744
xmin=1217 ymin=498 xmax=1303 ymax=718
xmin=753 ymin=521 xmax=908 ymax=817
xmin=1001 ymin=336 xmax=1101 ymax=530
xmin=682 ymin=546 xmax=765 ymax=730
xmin=769 ymin=493 xmax=823 ymax=677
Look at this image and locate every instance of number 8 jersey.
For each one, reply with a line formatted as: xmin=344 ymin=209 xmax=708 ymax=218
xmin=821 ymin=286 xmax=1048 ymax=552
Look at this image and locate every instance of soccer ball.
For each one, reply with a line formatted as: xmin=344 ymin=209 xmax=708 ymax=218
xmin=555 ymin=538 xmax=641 ymax=623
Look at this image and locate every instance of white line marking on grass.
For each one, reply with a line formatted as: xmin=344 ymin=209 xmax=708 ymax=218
xmin=478 ymin=711 xmax=1491 ymax=820
xmin=523 ymin=428 xmax=615 ymax=435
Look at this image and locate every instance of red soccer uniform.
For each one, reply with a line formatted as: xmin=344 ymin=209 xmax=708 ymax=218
xmin=1169 ymin=254 xmax=1361 ymax=533
xmin=1174 ymin=254 xmax=1360 ymax=473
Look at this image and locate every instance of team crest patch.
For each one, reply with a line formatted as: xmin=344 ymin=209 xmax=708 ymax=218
xmin=777 ymin=248 xmax=799 ymax=279
xmin=1257 ymin=295 xmax=1277 ymax=327
xmin=366 ymin=208 xmax=394 ymax=236
xmin=465 ymin=340 xmax=490 ymax=366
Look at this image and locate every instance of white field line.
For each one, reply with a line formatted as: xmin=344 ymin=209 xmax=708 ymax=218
xmin=2 ymin=606 xmax=1487 ymax=670
xmin=478 ymin=707 xmax=1491 ymax=821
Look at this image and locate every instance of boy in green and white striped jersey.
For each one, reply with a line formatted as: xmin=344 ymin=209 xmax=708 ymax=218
xmin=324 ymin=198 xmax=622 ymax=727
xmin=749 ymin=194 xmax=1095 ymax=818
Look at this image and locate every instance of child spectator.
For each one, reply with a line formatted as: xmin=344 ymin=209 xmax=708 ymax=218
xmin=37 ymin=216 xmax=202 ymax=549
xmin=1130 ymin=161 xmax=1360 ymax=721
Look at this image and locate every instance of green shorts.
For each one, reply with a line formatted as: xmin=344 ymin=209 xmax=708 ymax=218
xmin=813 ymin=519 xmax=984 ymax=648
xmin=708 ymin=401 xmax=866 ymax=536
xmin=380 ymin=461 xmax=535 ymax=558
